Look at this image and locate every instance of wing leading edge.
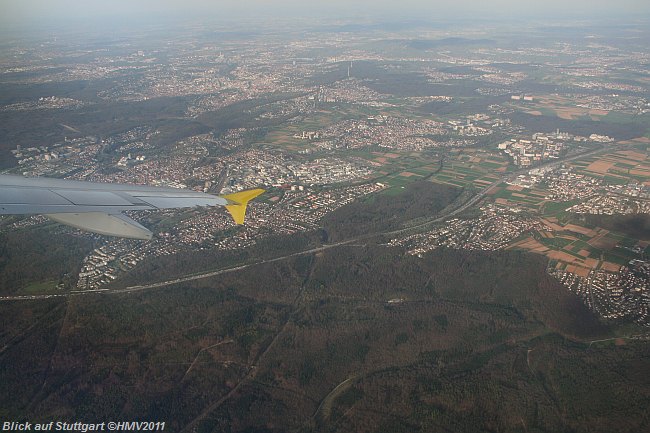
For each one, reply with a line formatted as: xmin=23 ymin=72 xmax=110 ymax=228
xmin=0 ymin=175 xmax=264 ymax=240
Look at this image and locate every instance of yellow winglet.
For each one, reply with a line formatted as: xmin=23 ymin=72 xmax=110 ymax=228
xmin=222 ymin=188 xmax=265 ymax=225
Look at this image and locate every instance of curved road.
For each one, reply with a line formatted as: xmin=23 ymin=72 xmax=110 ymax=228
xmin=0 ymin=144 xmax=614 ymax=302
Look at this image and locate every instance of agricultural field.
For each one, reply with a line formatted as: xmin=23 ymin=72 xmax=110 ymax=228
xmin=510 ymin=94 xmax=613 ymax=121
xmin=429 ymin=149 xmax=510 ymax=189
xmin=490 ymin=183 xmax=549 ymax=211
xmin=495 ymin=147 xmax=650 ymax=274
xmin=568 ymin=148 xmax=650 ymax=185
xmin=509 ymin=219 xmax=645 ymax=276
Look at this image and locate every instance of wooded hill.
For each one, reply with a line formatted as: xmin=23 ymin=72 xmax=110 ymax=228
xmin=3 ymin=246 xmax=647 ymax=433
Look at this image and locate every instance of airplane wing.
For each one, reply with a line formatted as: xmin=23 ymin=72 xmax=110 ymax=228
xmin=0 ymin=174 xmax=264 ymax=240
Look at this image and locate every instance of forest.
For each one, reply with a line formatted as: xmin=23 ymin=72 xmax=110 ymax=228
xmin=0 ymin=224 xmax=94 ymax=295
xmin=585 ymin=213 xmax=650 ymax=241
xmin=508 ymin=112 xmax=648 ymax=141
xmin=322 ymin=180 xmax=461 ymax=241
xmin=2 ymin=244 xmax=647 ymax=433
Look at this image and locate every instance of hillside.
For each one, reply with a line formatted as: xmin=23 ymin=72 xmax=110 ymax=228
xmin=3 ymin=246 xmax=647 ymax=433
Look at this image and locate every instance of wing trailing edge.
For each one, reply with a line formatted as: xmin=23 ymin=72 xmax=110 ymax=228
xmin=45 ymin=212 xmax=154 ymax=240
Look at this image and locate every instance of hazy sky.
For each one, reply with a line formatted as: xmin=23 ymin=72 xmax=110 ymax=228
xmin=2 ymin=0 xmax=649 ymax=30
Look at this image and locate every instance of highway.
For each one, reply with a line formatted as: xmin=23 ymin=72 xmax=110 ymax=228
xmin=0 ymin=144 xmax=615 ymax=302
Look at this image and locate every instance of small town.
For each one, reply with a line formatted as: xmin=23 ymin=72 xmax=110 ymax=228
xmin=2 ymin=20 xmax=650 ymax=332
xmin=552 ymin=263 xmax=650 ymax=326
xmin=390 ymin=204 xmax=545 ymax=254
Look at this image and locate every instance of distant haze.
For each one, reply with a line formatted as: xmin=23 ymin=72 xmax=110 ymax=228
xmin=1 ymin=0 xmax=649 ymax=31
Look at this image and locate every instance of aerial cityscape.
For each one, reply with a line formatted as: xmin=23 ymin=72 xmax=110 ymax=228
xmin=1 ymin=2 xmax=650 ymax=431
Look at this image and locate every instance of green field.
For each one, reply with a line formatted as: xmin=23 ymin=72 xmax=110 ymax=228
xmin=18 ymin=279 xmax=59 ymax=295
xmin=542 ymin=199 xmax=581 ymax=216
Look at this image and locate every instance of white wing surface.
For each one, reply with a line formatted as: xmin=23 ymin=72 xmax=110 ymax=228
xmin=0 ymin=175 xmax=264 ymax=240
